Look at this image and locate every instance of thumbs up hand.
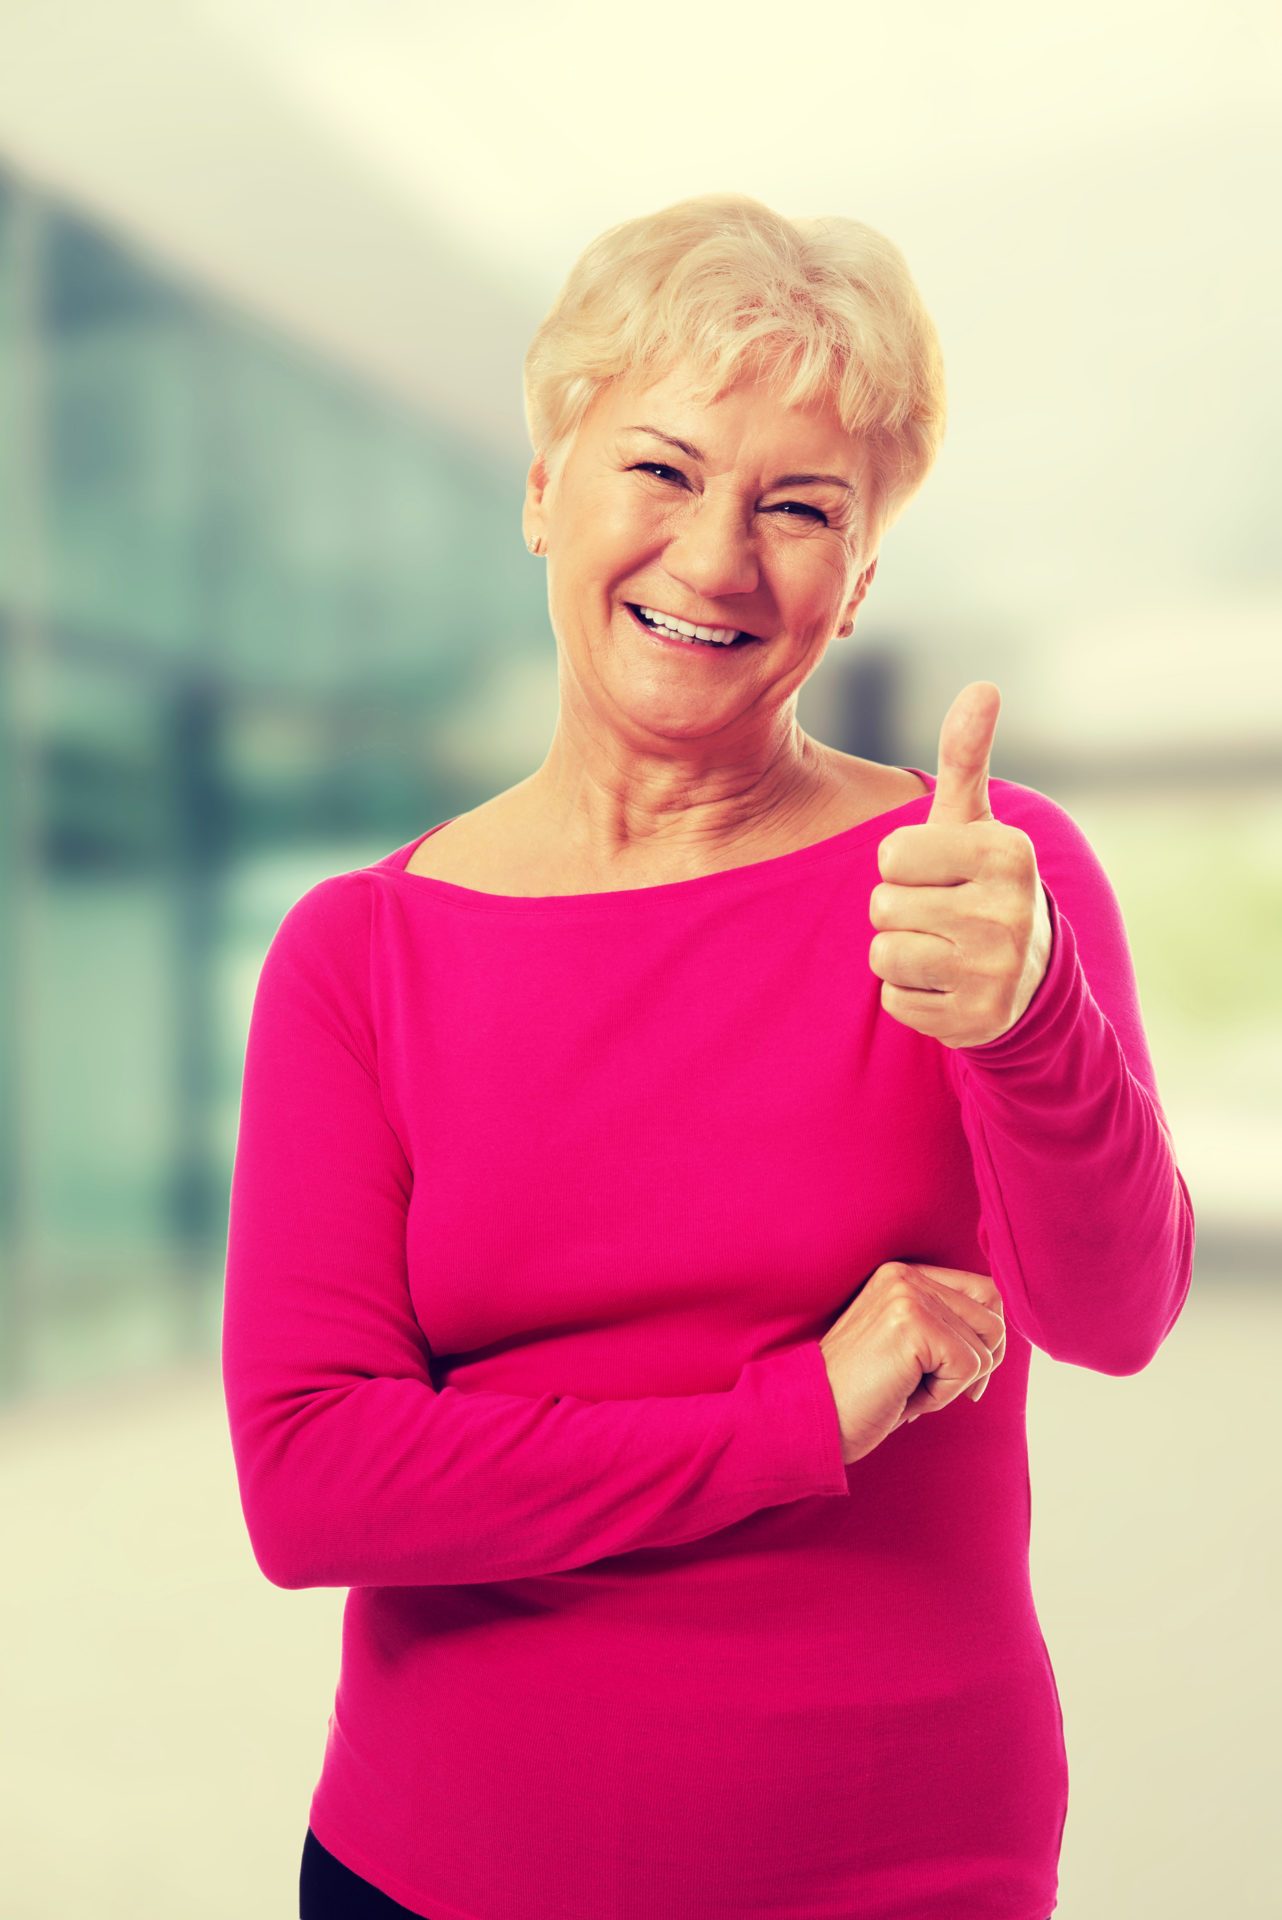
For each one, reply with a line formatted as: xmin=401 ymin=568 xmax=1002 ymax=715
xmin=868 ymin=682 xmax=1054 ymax=1049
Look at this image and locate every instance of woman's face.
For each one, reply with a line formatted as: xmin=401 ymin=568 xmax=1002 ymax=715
xmin=523 ymin=360 xmax=878 ymax=746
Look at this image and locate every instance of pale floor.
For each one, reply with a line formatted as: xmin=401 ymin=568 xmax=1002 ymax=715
xmin=1 ymin=1266 xmax=1276 ymax=1919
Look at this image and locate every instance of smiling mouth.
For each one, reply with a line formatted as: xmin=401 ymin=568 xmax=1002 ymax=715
xmin=625 ymin=604 xmax=761 ymax=647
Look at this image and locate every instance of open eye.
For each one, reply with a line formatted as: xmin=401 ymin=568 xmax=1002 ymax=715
xmin=630 ymin=461 xmax=689 ymax=487
xmin=628 ymin=463 xmax=827 ymax=524
xmin=771 ymin=501 xmax=828 ymax=523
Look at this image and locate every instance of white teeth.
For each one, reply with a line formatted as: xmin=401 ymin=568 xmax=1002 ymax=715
xmin=637 ymin=604 xmax=739 ymax=645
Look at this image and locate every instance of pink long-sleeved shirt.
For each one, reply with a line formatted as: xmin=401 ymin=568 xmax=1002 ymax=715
xmin=221 ymin=766 xmax=1195 ymax=1920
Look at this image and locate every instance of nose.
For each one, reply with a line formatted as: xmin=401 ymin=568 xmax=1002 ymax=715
xmin=662 ymin=495 xmax=761 ymax=604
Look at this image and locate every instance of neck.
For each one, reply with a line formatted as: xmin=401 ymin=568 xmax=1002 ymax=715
xmin=517 ymin=728 xmax=840 ymax=869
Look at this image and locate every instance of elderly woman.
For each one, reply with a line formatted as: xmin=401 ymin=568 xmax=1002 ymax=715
xmin=222 ymin=194 xmax=1194 ymax=1920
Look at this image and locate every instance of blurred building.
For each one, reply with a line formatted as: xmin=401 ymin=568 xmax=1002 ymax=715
xmin=0 ymin=159 xmax=546 ymax=1400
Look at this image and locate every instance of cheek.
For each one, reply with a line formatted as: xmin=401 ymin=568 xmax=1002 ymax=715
xmin=775 ymin=570 xmax=838 ymax=621
xmin=580 ymin=490 xmax=661 ymax=555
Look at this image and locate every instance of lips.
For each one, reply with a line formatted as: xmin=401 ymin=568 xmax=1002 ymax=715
xmin=625 ymin=604 xmax=761 ymax=646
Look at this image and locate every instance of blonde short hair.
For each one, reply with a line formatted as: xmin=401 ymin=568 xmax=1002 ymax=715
xmin=522 ymin=192 xmax=947 ymax=543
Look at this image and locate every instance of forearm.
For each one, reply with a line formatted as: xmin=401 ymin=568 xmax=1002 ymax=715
xmin=948 ymin=883 xmax=1195 ymax=1373
xmin=224 ymin=1336 xmax=848 ymax=1590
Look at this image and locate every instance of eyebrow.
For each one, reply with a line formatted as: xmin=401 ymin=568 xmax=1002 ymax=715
xmin=622 ymin=424 xmax=856 ymax=496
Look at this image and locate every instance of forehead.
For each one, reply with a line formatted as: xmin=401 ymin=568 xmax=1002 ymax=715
xmin=594 ymin=361 xmax=856 ymax=468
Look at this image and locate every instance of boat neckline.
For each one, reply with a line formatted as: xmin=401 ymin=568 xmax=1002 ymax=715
xmin=370 ymin=766 xmax=942 ymax=907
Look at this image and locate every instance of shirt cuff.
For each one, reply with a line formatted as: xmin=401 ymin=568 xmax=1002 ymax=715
xmin=734 ymin=1338 xmax=851 ymax=1500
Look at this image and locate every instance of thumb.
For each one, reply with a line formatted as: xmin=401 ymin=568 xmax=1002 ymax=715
xmin=927 ymin=682 xmax=1000 ymax=827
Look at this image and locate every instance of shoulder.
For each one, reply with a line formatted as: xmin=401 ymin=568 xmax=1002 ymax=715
xmin=987 ymin=774 xmax=1075 ymax=825
xmin=268 ymin=868 xmax=376 ymax=960
xmin=986 ymin=776 xmax=1113 ymax=883
xmin=254 ymin=871 xmax=382 ymax=1047
xmin=236 ymin=869 xmax=394 ymax=1086
xmin=986 ymin=776 xmax=1133 ymax=969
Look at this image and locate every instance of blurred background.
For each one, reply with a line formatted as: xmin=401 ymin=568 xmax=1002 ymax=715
xmin=0 ymin=1 xmax=1278 ymax=1915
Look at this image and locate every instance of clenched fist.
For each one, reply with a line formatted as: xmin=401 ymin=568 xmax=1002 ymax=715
xmin=819 ymin=1262 xmax=1007 ymax=1465
xmin=868 ymin=682 xmax=1053 ymax=1049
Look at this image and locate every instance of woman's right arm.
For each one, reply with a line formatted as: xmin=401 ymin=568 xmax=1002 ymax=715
xmin=221 ymin=878 xmax=849 ymax=1592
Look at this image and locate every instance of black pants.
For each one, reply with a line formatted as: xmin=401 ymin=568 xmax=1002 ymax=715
xmin=300 ymin=1827 xmax=430 ymax=1917
xmin=301 ymin=1825 xmax=1054 ymax=1920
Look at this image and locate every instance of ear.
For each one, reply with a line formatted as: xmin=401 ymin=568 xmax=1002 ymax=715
xmin=522 ymin=452 xmax=550 ymax=550
xmin=840 ymin=555 xmax=878 ymax=628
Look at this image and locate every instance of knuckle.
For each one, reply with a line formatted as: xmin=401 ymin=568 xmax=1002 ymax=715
xmin=1006 ymin=827 xmax=1037 ymax=874
xmin=877 ymin=829 xmax=904 ymax=873
xmin=990 ymin=887 xmax=1026 ymax=940
xmin=874 ymin=1260 xmax=917 ymax=1289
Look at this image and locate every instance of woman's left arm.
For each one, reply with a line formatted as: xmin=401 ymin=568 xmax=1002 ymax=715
xmin=942 ymin=791 xmax=1196 ymax=1374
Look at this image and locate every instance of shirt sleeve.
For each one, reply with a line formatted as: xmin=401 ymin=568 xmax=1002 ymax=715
xmin=943 ymin=787 xmax=1196 ymax=1375
xmin=220 ymin=876 xmax=849 ymax=1592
